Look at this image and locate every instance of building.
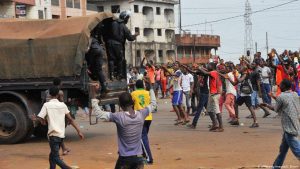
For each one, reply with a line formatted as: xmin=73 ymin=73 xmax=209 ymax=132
xmin=175 ymin=34 xmax=220 ymax=64
xmin=51 ymin=0 xmax=97 ymax=19
xmin=87 ymin=0 xmax=178 ymax=66
xmin=0 ymin=0 xmax=37 ymax=18
xmin=0 ymin=0 xmax=97 ymax=19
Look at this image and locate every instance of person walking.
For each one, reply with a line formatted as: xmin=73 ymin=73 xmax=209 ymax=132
xmin=181 ymin=67 xmax=194 ymax=117
xmin=91 ymin=83 xmax=157 ymax=169
xmin=226 ymin=66 xmax=259 ymax=128
xmin=260 ymin=79 xmax=300 ymax=168
xmin=197 ymin=62 xmax=224 ymax=132
xmin=131 ymin=80 xmax=154 ymax=164
xmin=33 ymin=86 xmax=84 ymax=169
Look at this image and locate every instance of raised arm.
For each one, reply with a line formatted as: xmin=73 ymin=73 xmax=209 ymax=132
xmin=90 ymin=84 xmax=111 ymax=121
xmin=198 ymin=67 xmax=211 ymax=76
xmin=147 ymin=89 xmax=157 ymax=112
xmin=140 ymin=57 xmax=146 ymax=68
xmin=180 ymin=64 xmax=197 ymax=74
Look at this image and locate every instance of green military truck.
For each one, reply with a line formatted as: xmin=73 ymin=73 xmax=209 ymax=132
xmin=0 ymin=12 xmax=127 ymax=144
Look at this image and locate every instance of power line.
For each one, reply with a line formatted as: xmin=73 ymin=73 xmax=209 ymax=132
xmin=181 ymin=0 xmax=300 ymax=28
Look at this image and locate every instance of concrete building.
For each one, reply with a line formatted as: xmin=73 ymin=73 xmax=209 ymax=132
xmin=175 ymin=34 xmax=220 ymax=64
xmin=0 ymin=0 xmax=97 ymax=19
xmin=0 ymin=0 xmax=37 ymax=18
xmin=87 ymin=0 xmax=178 ymax=66
xmin=51 ymin=0 xmax=97 ymax=19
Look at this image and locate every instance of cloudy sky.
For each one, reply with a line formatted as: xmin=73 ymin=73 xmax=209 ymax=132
xmin=175 ymin=0 xmax=300 ymax=63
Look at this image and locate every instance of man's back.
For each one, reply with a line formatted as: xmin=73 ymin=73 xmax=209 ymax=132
xmin=110 ymin=108 xmax=149 ymax=156
xmin=131 ymin=89 xmax=152 ymax=120
xmin=38 ymin=99 xmax=69 ymax=138
xmin=276 ymin=91 xmax=300 ymax=136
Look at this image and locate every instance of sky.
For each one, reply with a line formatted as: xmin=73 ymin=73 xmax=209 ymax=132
xmin=174 ymin=0 xmax=300 ymax=63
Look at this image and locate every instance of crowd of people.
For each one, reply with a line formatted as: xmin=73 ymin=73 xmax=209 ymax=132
xmin=127 ymin=49 xmax=300 ymax=131
xmin=31 ymin=47 xmax=300 ymax=168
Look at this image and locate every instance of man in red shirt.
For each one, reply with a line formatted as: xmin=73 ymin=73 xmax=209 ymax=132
xmin=198 ymin=62 xmax=224 ymax=132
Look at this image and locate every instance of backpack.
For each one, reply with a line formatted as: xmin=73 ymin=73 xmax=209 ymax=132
xmin=240 ymin=74 xmax=253 ymax=94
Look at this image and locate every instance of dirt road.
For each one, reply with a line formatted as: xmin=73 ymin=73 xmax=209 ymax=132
xmin=0 ymin=99 xmax=299 ymax=169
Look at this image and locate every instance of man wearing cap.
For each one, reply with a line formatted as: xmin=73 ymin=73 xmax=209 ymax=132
xmin=102 ymin=11 xmax=139 ymax=80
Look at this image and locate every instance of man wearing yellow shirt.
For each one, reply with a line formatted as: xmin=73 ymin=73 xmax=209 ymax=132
xmin=131 ymin=80 xmax=153 ymax=164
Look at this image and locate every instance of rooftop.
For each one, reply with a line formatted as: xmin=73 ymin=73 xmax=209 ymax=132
xmin=175 ymin=34 xmax=221 ymax=48
xmin=88 ymin=0 xmax=178 ymax=4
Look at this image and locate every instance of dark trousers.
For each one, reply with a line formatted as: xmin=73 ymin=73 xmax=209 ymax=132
xmin=261 ymin=83 xmax=271 ymax=104
xmin=49 ymin=136 xmax=70 ymax=169
xmin=106 ymin=42 xmax=125 ymax=78
xmin=142 ymin=120 xmax=153 ymax=162
xmin=272 ymin=132 xmax=300 ymax=168
xmin=192 ymin=93 xmax=209 ymax=126
xmin=115 ymin=156 xmax=144 ymax=169
xmin=191 ymin=90 xmax=198 ymax=113
xmin=86 ymin=47 xmax=106 ymax=85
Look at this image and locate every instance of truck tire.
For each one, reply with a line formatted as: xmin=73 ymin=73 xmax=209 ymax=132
xmin=0 ymin=102 xmax=29 ymax=144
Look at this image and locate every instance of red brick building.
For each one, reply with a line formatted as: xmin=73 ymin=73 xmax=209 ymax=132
xmin=175 ymin=34 xmax=220 ymax=64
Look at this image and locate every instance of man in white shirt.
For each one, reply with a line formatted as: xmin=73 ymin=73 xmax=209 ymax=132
xmin=165 ymin=62 xmax=189 ymax=125
xmin=181 ymin=67 xmax=194 ymax=116
xmin=260 ymin=60 xmax=272 ymax=106
xmin=34 ymin=87 xmax=84 ymax=169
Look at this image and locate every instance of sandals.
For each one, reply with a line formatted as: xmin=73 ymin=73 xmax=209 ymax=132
xmin=174 ymin=121 xmax=183 ymax=125
xmin=250 ymin=123 xmax=259 ymax=128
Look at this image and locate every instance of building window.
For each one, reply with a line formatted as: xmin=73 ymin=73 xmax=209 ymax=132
xmin=97 ymin=6 xmax=104 ymax=12
xmin=52 ymin=15 xmax=60 ymax=19
xmin=134 ymin=5 xmax=139 ymax=13
xmin=135 ymin=27 xmax=140 ymax=34
xmin=111 ymin=5 xmax=120 ymax=13
xmin=158 ymin=50 xmax=163 ymax=57
xmin=74 ymin=0 xmax=80 ymax=9
xmin=157 ymin=29 xmax=162 ymax=36
xmin=136 ymin=50 xmax=141 ymax=65
xmin=38 ymin=10 xmax=44 ymax=19
xmin=66 ymin=0 xmax=73 ymax=8
xmin=156 ymin=7 xmax=161 ymax=15
xmin=51 ymin=0 xmax=59 ymax=6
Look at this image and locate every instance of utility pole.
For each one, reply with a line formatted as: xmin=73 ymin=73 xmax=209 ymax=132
xmin=179 ymin=0 xmax=182 ymax=35
xmin=244 ymin=0 xmax=253 ymax=61
xmin=255 ymin=42 xmax=257 ymax=53
xmin=193 ymin=35 xmax=196 ymax=63
xmin=266 ymin=32 xmax=269 ymax=56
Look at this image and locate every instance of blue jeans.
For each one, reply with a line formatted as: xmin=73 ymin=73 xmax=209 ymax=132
xmin=142 ymin=120 xmax=153 ymax=162
xmin=261 ymin=83 xmax=271 ymax=104
xmin=251 ymin=90 xmax=259 ymax=107
xmin=49 ymin=136 xmax=71 ymax=169
xmin=272 ymin=132 xmax=300 ymax=169
xmin=192 ymin=93 xmax=209 ymax=126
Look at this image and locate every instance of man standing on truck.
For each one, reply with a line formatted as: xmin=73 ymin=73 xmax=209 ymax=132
xmin=85 ymin=24 xmax=108 ymax=94
xmin=102 ymin=11 xmax=139 ymax=80
xmin=34 ymin=86 xmax=84 ymax=169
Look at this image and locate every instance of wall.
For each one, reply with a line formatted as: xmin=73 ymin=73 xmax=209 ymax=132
xmin=26 ymin=0 xmax=52 ymax=19
xmin=0 ymin=2 xmax=15 ymax=18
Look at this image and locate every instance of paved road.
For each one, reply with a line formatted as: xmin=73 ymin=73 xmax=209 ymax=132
xmin=0 ymin=99 xmax=299 ymax=169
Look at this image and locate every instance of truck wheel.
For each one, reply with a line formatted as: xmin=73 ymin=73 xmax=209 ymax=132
xmin=0 ymin=102 xmax=29 ymax=144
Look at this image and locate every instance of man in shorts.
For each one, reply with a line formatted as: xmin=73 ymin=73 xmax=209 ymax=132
xmin=197 ymin=62 xmax=224 ymax=132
